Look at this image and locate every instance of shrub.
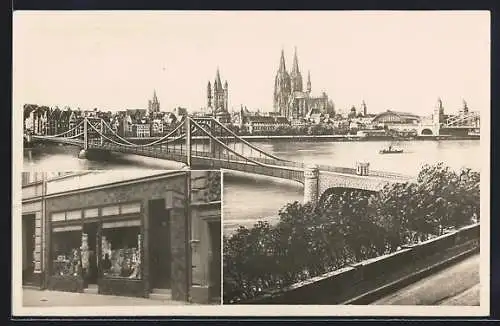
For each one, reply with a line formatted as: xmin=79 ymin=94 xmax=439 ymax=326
xmin=223 ymin=163 xmax=480 ymax=303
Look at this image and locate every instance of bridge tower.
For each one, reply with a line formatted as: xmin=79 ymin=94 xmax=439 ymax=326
xmin=100 ymin=119 xmax=104 ymax=146
xmin=185 ymin=117 xmax=192 ymax=167
xmin=303 ymin=164 xmax=319 ymax=204
xmin=78 ymin=117 xmax=89 ymax=159
xmin=432 ymin=98 xmax=443 ymax=136
xmin=209 ymin=119 xmax=216 ymax=157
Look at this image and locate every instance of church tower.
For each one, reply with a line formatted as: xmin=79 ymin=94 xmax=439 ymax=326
xmin=361 ymin=100 xmax=367 ymax=116
xmin=290 ymin=47 xmax=303 ymax=92
xmin=224 ymin=80 xmax=229 ymax=113
xmin=207 ymin=81 xmax=212 ymax=110
xmin=209 ymin=68 xmax=228 ymax=115
xmin=273 ymin=49 xmax=292 ymax=117
xmin=148 ymin=89 xmax=160 ymax=116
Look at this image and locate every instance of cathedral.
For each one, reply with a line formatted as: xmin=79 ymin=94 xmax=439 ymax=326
xmin=273 ymin=48 xmax=335 ymax=120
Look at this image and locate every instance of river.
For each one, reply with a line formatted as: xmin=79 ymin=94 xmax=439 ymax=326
xmin=23 ymin=139 xmax=481 ymax=234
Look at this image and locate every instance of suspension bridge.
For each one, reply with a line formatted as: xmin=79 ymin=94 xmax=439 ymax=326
xmin=29 ymin=116 xmax=413 ymax=203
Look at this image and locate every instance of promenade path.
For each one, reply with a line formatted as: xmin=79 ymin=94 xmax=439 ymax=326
xmin=371 ymin=253 xmax=480 ymax=306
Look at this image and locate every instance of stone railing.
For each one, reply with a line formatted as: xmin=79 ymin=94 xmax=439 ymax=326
xmin=237 ymin=223 xmax=479 ymax=304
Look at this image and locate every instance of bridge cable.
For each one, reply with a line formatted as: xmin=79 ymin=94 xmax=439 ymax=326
xmin=204 ymin=117 xmax=289 ymax=162
xmin=189 ymin=118 xmax=300 ymax=169
xmin=41 ymin=119 xmax=85 ymax=138
xmin=99 ymin=118 xmax=187 ymax=147
xmin=86 ymin=122 xmax=187 ymax=148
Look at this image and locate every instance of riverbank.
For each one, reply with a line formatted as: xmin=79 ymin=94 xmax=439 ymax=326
xmin=120 ymin=134 xmax=480 ymax=144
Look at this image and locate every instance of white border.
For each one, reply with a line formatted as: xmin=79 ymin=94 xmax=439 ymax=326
xmin=12 ymin=10 xmax=490 ymax=317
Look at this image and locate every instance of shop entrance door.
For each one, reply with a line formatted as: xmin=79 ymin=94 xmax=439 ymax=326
xmin=22 ymin=214 xmax=36 ymax=285
xmin=208 ymin=220 xmax=221 ymax=302
xmin=149 ymin=199 xmax=171 ymax=289
xmin=83 ymin=222 xmax=99 ymax=285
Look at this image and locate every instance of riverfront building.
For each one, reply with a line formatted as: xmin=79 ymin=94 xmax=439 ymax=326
xmin=371 ymin=110 xmax=422 ymax=126
xmin=21 ymin=171 xmax=221 ymax=304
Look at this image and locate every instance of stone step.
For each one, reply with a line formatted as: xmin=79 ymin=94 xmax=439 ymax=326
xmin=83 ymin=284 xmax=98 ymax=294
xmin=151 ymin=288 xmax=172 ymax=295
xmin=149 ymin=293 xmax=172 ymax=301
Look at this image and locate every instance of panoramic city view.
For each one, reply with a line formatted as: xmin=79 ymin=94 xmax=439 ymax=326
xmin=15 ymin=11 xmax=488 ymax=315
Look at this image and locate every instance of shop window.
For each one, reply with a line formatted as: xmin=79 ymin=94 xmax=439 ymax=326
xmin=66 ymin=210 xmax=82 ymax=220
xmin=102 ymin=205 xmax=120 ymax=216
xmin=120 ymin=202 xmax=141 ymax=214
xmin=51 ymin=212 xmax=66 ymax=222
xmin=84 ymin=208 xmax=98 ymax=219
xmin=101 ymin=224 xmax=142 ymax=280
xmin=51 ymin=227 xmax=82 ymax=277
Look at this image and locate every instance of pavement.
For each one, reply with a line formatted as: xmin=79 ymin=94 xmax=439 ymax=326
xmin=22 ymin=289 xmax=193 ymax=307
xmin=371 ymin=253 xmax=480 ymax=306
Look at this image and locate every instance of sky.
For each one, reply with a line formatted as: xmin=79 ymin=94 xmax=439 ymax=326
xmin=13 ymin=11 xmax=490 ymax=116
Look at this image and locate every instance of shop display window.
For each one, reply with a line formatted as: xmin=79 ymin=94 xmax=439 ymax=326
xmin=51 ymin=229 xmax=82 ymax=277
xmin=101 ymin=225 xmax=142 ymax=280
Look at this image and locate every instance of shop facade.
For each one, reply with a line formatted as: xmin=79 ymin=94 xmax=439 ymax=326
xmin=21 ymin=170 xmax=221 ymax=304
xmin=21 ymin=172 xmax=47 ymax=288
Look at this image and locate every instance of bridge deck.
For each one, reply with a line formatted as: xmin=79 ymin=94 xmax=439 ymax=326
xmin=31 ymin=136 xmax=411 ymax=185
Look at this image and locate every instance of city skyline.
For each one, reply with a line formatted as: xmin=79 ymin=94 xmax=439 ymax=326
xmin=14 ymin=11 xmax=489 ymax=115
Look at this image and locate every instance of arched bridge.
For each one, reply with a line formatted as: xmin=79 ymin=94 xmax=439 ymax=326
xmin=30 ymin=116 xmax=413 ymax=203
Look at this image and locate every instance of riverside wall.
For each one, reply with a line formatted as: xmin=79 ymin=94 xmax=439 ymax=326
xmin=238 ymin=223 xmax=480 ymax=304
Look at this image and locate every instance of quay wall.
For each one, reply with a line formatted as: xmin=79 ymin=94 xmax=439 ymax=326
xmin=238 ymin=223 xmax=479 ymax=304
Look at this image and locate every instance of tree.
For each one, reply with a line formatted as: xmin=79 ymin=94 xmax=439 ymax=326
xmin=223 ymin=163 xmax=480 ymax=303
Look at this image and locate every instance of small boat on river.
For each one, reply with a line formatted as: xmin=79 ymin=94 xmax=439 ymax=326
xmin=379 ymin=145 xmax=404 ymax=154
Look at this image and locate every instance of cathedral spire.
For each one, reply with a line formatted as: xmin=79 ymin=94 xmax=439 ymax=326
xmin=306 ymin=70 xmax=311 ymax=92
xmin=292 ymin=46 xmax=300 ymax=75
xmin=279 ymin=48 xmax=287 ymax=72
xmin=290 ymin=46 xmax=303 ymax=92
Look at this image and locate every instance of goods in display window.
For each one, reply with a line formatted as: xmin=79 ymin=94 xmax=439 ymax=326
xmin=52 ymin=248 xmax=82 ymax=277
xmin=51 ymin=230 xmax=82 ymax=277
xmin=101 ymin=226 xmax=142 ymax=279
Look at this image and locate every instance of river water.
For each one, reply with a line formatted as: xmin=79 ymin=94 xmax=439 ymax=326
xmin=23 ymin=140 xmax=481 ymax=234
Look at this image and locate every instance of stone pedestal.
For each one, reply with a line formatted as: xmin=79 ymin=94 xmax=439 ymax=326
xmin=356 ymin=162 xmax=370 ymax=176
xmin=303 ymin=164 xmax=319 ymax=204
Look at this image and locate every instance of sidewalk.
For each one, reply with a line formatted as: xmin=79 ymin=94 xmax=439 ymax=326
xmin=22 ymin=288 xmax=192 ymax=307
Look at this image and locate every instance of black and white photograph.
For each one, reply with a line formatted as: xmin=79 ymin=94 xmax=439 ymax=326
xmin=18 ymin=170 xmax=222 ymax=308
xmin=13 ymin=10 xmax=489 ymax=316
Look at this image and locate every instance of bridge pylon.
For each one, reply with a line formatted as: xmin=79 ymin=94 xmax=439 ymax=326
xmin=209 ymin=119 xmax=216 ymax=157
xmin=185 ymin=117 xmax=192 ymax=167
xmin=304 ymin=164 xmax=319 ymax=204
xmin=100 ymin=119 xmax=104 ymax=146
xmin=83 ymin=117 xmax=88 ymax=151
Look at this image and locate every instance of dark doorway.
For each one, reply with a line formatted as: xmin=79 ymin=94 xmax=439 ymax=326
xmin=208 ymin=221 xmax=221 ymax=301
xmin=149 ymin=199 xmax=171 ymax=289
xmin=83 ymin=222 xmax=99 ymax=286
xmin=22 ymin=214 xmax=36 ymax=285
